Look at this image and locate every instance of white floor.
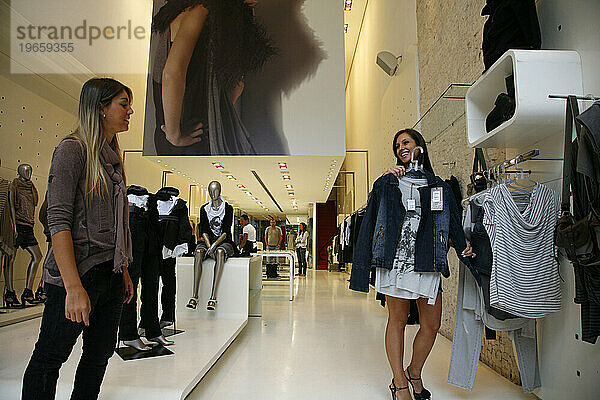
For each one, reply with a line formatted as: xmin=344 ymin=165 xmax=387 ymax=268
xmin=188 ymin=270 xmax=537 ymax=400
xmin=0 ymin=270 xmax=537 ymax=400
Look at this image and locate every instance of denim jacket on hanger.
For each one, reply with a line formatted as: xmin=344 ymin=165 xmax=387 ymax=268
xmin=349 ymin=171 xmax=481 ymax=293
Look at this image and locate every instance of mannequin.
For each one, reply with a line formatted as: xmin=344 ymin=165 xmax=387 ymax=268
xmin=10 ymin=164 xmax=43 ymax=305
xmin=0 ymin=158 xmax=18 ymax=307
xmin=187 ymin=181 xmax=236 ymax=310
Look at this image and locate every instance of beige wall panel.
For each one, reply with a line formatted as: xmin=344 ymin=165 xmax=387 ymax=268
xmin=0 ymin=74 xmax=77 ymax=294
xmin=345 ymin=0 xmax=419 ymax=210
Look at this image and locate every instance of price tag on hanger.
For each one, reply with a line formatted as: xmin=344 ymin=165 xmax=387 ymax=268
xmin=407 ymin=198 xmax=416 ymax=211
xmin=431 ymin=187 xmax=443 ymax=211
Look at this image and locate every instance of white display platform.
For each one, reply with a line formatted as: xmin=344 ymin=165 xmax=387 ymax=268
xmin=0 ymin=255 xmax=261 ymax=400
xmin=466 ymin=50 xmax=583 ymax=148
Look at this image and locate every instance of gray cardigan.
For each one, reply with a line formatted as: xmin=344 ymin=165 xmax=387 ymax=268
xmin=43 ymin=138 xmax=116 ymax=287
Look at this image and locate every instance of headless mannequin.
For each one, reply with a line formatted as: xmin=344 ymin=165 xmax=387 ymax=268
xmin=189 ymin=181 xmax=227 ymax=310
xmin=1 ymin=159 xmax=18 ymax=307
xmin=10 ymin=164 xmax=43 ymax=305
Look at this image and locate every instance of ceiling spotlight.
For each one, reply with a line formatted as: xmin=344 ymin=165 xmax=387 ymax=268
xmin=237 ymin=184 xmax=246 ymax=189
xmin=278 ymin=162 xmax=287 ymax=169
xmin=285 ymin=184 xmax=293 ymax=189
xmin=245 ymin=191 xmax=253 ymax=196
xmin=344 ymin=0 xmax=352 ymax=11
xmin=282 ymin=175 xmax=291 ymax=181
xmin=344 ymin=24 xmax=348 ymax=34
xmin=157 ymin=160 xmax=161 ymax=163
xmin=288 ymin=192 xmax=295 ymax=197
xmin=212 ymin=162 xmax=224 ymax=170
xmin=226 ymin=175 xmax=236 ymax=180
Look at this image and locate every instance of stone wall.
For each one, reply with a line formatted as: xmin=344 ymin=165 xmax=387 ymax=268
xmin=415 ymin=0 xmax=520 ymax=385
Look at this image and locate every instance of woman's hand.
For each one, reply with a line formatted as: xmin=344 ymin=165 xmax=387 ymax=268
xmin=65 ymin=285 xmax=91 ymax=326
xmin=161 ymin=123 xmax=203 ymax=147
xmin=386 ymin=165 xmax=406 ymax=178
xmin=123 ymin=269 xmax=134 ymax=304
xmin=461 ymin=243 xmax=476 ymax=258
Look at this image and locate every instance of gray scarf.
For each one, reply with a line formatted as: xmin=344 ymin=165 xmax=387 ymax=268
xmin=100 ymin=139 xmax=132 ymax=273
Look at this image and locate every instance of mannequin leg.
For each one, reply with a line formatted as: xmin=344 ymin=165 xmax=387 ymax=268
xmin=21 ymin=245 xmax=43 ymax=304
xmin=187 ymin=245 xmax=205 ymax=309
xmin=24 ymin=245 xmax=43 ymax=289
xmin=2 ymin=252 xmax=15 ymax=291
xmin=209 ymin=248 xmax=226 ymax=302
xmin=192 ymin=246 xmax=206 ymax=299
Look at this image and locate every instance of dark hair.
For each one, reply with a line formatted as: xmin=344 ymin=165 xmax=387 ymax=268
xmin=241 ymin=214 xmax=249 ymax=221
xmin=152 ymin=0 xmax=276 ymax=94
xmin=392 ymin=128 xmax=434 ymax=173
xmin=299 ymin=222 xmax=307 ymax=232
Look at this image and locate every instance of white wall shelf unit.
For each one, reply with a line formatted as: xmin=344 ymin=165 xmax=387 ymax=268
xmin=466 ymin=50 xmax=584 ymax=148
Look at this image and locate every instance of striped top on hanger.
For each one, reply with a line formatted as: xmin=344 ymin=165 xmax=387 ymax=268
xmin=483 ymin=183 xmax=561 ymax=318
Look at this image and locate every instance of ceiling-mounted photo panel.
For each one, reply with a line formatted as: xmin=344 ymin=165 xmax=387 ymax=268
xmin=143 ymin=0 xmax=346 ymax=156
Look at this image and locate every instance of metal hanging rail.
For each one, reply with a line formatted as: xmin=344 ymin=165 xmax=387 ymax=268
xmin=474 ymin=148 xmax=562 ymax=178
xmin=549 ymin=94 xmax=600 ymax=101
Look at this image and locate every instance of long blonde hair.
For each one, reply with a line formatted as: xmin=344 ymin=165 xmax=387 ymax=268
xmin=71 ymin=78 xmax=132 ymax=201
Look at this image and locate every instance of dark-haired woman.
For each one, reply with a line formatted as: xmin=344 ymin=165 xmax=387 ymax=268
xmin=294 ymin=222 xmax=308 ymax=276
xmin=150 ymin=0 xmax=276 ymax=155
xmin=22 ymin=78 xmax=134 ymax=399
xmin=350 ymin=129 xmax=476 ymax=400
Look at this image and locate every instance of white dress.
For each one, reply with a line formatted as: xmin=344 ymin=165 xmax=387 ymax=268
xmin=375 ymin=175 xmax=441 ymax=305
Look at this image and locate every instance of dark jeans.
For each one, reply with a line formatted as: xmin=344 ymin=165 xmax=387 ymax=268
xmin=296 ymin=247 xmax=307 ymax=275
xmin=125 ymin=212 xmax=162 ymax=339
xmin=159 ymin=257 xmax=176 ymax=323
xmin=22 ymin=261 xmax=123 ymax=400
xmin=118 ymin=264 xmax=140 ymax=341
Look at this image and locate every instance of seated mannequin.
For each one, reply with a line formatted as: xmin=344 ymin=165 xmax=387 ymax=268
xmin=187 ymin=181 xmax=237 ymax=310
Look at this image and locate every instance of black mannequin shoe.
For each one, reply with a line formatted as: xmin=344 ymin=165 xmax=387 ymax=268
xmin=4 ymin=289 xmax=22 ymax=308
xmin=21 ymin=288 xmax=36 ymax=305
xmin=34 ymin=286 xmax=47 ymax=303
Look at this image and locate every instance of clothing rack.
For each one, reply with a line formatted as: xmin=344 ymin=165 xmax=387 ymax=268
xmin=475 ymin=149 xmax=561 ymax=179
xmin=549 ymin=94 xmax=600 ymax=101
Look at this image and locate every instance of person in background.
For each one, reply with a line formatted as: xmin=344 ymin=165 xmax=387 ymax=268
xmin=264 ymin=219 xmax=282 ymax=278
xmin=294 ymin=222 xmax=308 ymax=277
xmin=238 ymin=214 xmax=256 ymax=256
xmin=22 ymin=78 xmax=134 ymax=400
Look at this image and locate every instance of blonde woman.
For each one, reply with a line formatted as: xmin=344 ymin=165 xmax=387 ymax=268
xmin=22 ymin=78 xmax=134 ymax=400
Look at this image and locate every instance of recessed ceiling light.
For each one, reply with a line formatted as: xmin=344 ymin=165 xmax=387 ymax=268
xmin=212 ymin=162 xmax=224 ymax=170
xmin=157 ymin=160 xmax=161 ymax=163
xmin=278 ymin=162 xmax=287 ymax=169
xmin=288 ymin=192 xmax=294 ymax=197
xmin=285 ymin=184 xmax=293 ymax=189
xmin=282 ymin=175 xmax=291 ymax=181
xmin=344 ymin=0 xmax=352 ymax=11
xmin=226 ymin=175 xmax=236 ymax=180
xmin=171 ymin=168 xmax=175 ymax=171
xmin=237 ymin=184 xmax=246 ymax=189
xmin=344 ymin=23 xmax=348 ymax=33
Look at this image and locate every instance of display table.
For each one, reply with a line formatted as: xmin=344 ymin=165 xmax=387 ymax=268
xmin=0 ymin=255 xmax=262 ymax=400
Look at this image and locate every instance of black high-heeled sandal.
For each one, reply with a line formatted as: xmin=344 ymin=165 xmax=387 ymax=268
xmin=4 ymin=289 xmax=22 ymax=309
xmin=389 ymin=378 xmax=409 ymax=400
xmin=21 ymin=288 xmax=36 ymax=305
xmin=405 ymin=367 xmax=431 ymax=400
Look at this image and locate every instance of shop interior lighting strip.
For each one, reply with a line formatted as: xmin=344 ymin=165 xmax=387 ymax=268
xmin=252 ymin=170 xmax=284 ymax=212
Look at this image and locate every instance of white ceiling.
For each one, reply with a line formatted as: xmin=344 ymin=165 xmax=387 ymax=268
xmin=146 ymin=155 xmax=345 ymax=217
